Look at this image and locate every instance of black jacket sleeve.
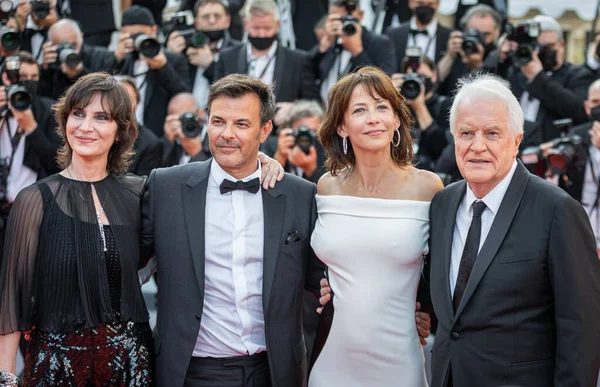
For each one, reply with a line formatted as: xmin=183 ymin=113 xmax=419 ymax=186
xmin=351 ymin=33 xmax=396 ymax=76
xmin=155 ymin=52 xmax=192 ymax=95
xmin=27 ymin=97 xmax=61 ymax=174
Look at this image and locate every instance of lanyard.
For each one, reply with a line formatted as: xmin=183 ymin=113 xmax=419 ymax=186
xmin=249 ymin=54 xmax=276 ymax=82
xmin=409 ymin=30 xmax=437 ymax=60
xmin=0 ymin=113 xmax=23 ymax=174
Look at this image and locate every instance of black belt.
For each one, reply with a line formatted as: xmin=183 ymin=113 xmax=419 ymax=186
xmin=191 ymin=352 xmax=268 ymax=368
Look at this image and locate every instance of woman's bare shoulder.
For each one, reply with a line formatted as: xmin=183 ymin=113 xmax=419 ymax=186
xmin=317 ymin=170 xmax=349 ymax=195
xmin=406 ymin=168 xmax=445 ymax=201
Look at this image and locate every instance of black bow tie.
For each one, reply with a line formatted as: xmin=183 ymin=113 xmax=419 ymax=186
xmin=219 ymin=177 xmax=261 ymax=194
xmin=410 ymin=29 xmax=428 ymax=36
xmin=26 ymin=28 xmax=46 ymax=38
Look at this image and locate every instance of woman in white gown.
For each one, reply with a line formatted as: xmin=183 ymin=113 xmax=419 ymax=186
xmin=309 ymin=66 xmax=444 ymax=387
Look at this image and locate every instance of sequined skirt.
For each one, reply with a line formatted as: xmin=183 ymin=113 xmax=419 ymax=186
xmin=23 ymin=321 xmax=153 ymax=386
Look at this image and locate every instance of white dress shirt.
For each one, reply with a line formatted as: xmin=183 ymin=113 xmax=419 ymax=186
xmin=25 ymin=17 xmax=45 ymax=64
xmin=449 ymin=161 xmax=518 ymax=295
xmin=581 ymin=146 xmax=600 ymax=248
xmin=193 ymin=159 xmax=266 ymax=357
xmin=408 ymin=16 xmax=438 ymax=63
xmin=133 ymin=59 xmax=149 ymax=125
xmin=0 ymin=116 xmax=37 ymax=202
xmin=247 ymin=41 xmax=278 ymax=86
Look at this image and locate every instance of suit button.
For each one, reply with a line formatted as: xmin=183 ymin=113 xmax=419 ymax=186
xmin=195 ymin=314 xmax=201 ymax=320
xmin=451 ymin=332 xmax=460 ymax=340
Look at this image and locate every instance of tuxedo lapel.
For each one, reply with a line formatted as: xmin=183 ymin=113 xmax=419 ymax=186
xmin=262 ymin=187 xmax=286 ymax=314
xmin=272 ymin=47 xmax=286 ymax=100
xmin=441 ymin=180 xmax=466 ymax=320
xmin=453 ymin=162 xmax=530 ymax=322
xmin=182 ymin=161 xmax=211 ymax=297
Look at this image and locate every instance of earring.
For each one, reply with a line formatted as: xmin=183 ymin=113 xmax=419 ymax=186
xmin=342 ymin=136 xmax=348 ymax=155
xmin=393 ymin=128 xmax=401 ymax=147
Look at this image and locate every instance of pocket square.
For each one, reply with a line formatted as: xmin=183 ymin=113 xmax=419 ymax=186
xmin=285 ymin=230 xmax=301 ymax=245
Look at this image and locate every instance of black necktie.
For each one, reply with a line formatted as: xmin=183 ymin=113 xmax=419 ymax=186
xmin=453 ymin=200 xmax=487 ymax=312
xmin=410 ymin=29 xmax=428 ymax=37
xmin=219 ymin=178 xmax=260 ymax=194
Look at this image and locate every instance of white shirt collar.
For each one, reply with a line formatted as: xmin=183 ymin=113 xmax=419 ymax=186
xmin=464 ymin=160 xmax=518 ymax=216
xmin=210 ymin=158 xmax=262 ymax=187
xmin=409 ymin=16 xmax=438 ymax=37
xmin=246 ymin=40 xmax=278 ymax=61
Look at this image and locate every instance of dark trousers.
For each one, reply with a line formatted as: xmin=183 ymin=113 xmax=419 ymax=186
xmin=184 ymin=352 xmax=272 ymax=387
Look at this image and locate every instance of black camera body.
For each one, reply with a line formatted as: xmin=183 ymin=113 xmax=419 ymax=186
xmin=56 ymin=42 xmax=81 ymax=68
xmin=401 ymin=73 xmax=424 ymax=100
xmin=4 ymin=56 xmax=31 ymax=112
xmin=461 ymin=28 xmax=485 ymax=55
xmin=180 ymin=112 xmax=203 ymax=138
xmin=506 ymin=21 xmax=540 ymax=67
xmin=31 ymin=0 xmax=50 ymax=19
xmin=341 ymin=15 xmax=359 ymax=36
xmin=0 ymin=26 xmax=19 ymax=51
xmin=292 ymin=126 xmax=316 ymax=154
xmin=168 ymin=11 xmax=208 ymax=49
xmin=131 ymin=33 xmax=161 ymax=58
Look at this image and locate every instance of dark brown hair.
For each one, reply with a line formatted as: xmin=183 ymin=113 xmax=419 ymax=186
xmin=53 ymin=72 xmax=138 ymax=175
xmin=318 ymin=66 xmax=413 ymax=175
xmin=207 ymin=73 xmax=275 ymax=126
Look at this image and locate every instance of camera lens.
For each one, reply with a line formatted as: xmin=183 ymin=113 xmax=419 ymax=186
xmin=293 ymin=126 xmax=316 ymax=154
xmin=189 ymin=31 xmax=208 ymax=48
xmin=341 ymin=16 xmax=358 ymax=36
xmin=400 ymin=75 xmax=423 ymax=100
xmin=461 ymin=39 xmax=478 ymax=55
xmin=0 ymin=29 xmax=20 ymax=51
xmin=8 ymin=86 xmax=32 ymax=112
xmin=180 ymin=112 xmax=202 ymax=138
xmin=59 ymin=48 xmax=82 ymax=68
xmin=134 ymin=34 xmax=161 ymax=58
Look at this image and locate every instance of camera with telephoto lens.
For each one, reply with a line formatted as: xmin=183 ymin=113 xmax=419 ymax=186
xmin=461 ymin=28 xmax=485 ymax=55
xmin=520 ymin=118 xmax=585 ymax=178
xmin=292 ymin=126 xmax=316 ymax=154
xmin=506 ymin=21 xmax=540 ymax=67
xmin=400 ymin=73 xmax=424 ymax=100
xmin=179 ymin=112 xmax=203 ymax=138
xmin=131 ymin=33 xmax=161 ymax=58
xmin=341 ymin=15 xmax=359 ymax=36
xmin=56 ymin=42 xmax=81 ymax=68
xmin=31 ymin=0 xmax=50 ymax=19
xmin=0 ymin=25 xmax=19 ymax=51
xmin=168 ymin=10 xmax=208 ymax=48
xmin=3 ymin=56 xmax=31 ymax=112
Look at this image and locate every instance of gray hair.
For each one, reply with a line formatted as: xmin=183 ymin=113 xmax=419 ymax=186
xmin=460 ymin=4 xmax=502 ymax=31
xmin=243 ymin=0 xmax=280 ymax=21
xmin=588 ymin=79 xmax=600 ymax=98
xmin=532 ymin=15 xmax=564 ymax=41
xmin=450 ymin=74 xmax=524 ymax=135
xmin=287 ymin=100 xmax=323 ymax=127
xmin=49 ymin=19 xmax=83 ymax=44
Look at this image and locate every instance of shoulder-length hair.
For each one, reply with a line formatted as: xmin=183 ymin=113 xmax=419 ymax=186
xmin=53 ymin=72 xmax=138 ymax=175
xmin=318 ymin=66 xmax=413 ymax=175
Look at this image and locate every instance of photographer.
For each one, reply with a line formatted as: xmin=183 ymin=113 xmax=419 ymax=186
xmin=262 ymin=100 xmax=326 ymax=183
xmin=38 ymin=19 xmax=117 ymax=99
xmin=20 ymin=0 xmax=60 ymax=64
xmin=166 ymin=0 xmax=240 ymax=110
xmin=161 ymin=92 xmax=210 ymax=167
xmin=115 ymin=5 xmax=191 ymax=137
xmin=312 ymin=0 xmax=396 ymax=102
xmin=0 ymin=51 xmax=60 ymax=252
xmin=392 ymin=56 xmax=451 ymax=170
xmin=585 ymin=33 xmax=600 ymax=77
xmin=436 ymin=4 xmax=501 ymax=97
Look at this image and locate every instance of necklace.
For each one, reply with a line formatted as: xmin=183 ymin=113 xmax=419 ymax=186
xmin=66 ymin=167 xmax=108 ymax=252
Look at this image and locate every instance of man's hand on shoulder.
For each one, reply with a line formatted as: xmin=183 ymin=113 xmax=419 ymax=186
xmin=258 ymin=151 xmax=285 ymax=190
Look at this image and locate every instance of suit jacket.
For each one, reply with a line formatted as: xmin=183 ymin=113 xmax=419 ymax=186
xmin=128 ymin=124 xmax=162 ymax=177
xmin=372 ymin=0 xmax=411 ymax=33
xmin=142 ymin=160 xmax=325 ymax=387
xmin=160 ymin=136 xmax=211 ymax=168
xmin=189 ymin=35 xmax=241 ymax=87
xmin=118 ymin=51 xmax=192 ymax=137
xmin=290 ymin=0 xmax=329 ymax=51
xmin=428 ymin=161 xmax=600 ymax=387
xmin=61 ymin=0 xmax=115 ymax=34
xmin=311 ymin=27 xmax=397 ymax=81
xmin=385 ymin=21 xmax=453 ymax=73
xmin=214 ymin=43 xmax=320 ymax=102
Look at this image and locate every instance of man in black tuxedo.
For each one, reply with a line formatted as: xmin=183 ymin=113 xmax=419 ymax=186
xmin=116 ymin=6 xmax=191 ymax=138
xmin=428 ymin=74 xmax=600 ymax=386
xmin=311 ymin=0 xmax=396 ymax=102
xmin=166 ymin=0 xmax=241 ymax=110
xmin=142 ymin=73 xmax=325 ymax=387
xmin=214 ymin=0 xmax=319 ymax=103
xmin=385 ymin=0 xmax=452 ymax=74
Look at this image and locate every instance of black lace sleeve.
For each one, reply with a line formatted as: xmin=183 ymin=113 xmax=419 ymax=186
xmin=0 ymin=185 xmax=44 ymax=334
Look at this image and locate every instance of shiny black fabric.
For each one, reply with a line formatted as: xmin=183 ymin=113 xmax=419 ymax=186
xmin=0 ymin=173 xmax=149 ymax=334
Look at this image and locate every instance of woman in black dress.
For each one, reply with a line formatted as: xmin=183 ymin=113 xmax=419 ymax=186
xmin=0 ymin=73 xmax=153 ymax=386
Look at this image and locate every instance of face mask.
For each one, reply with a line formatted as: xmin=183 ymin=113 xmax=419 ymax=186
xmin=415 ymin=5 xmax=434 ymax=25
xmin=538 ymin=48 xmax=558 ymax=72
xmin=590 ymin=105 xmax=600 ymax=123
xmin=203 ymin=29 xmax=226 ymax=43
xmin=22 ymin=80 xmax=39 ymax=96
xmin=248 ymin=35 xmax=277 ymax=51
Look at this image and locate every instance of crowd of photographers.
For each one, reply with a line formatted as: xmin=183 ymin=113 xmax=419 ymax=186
xmin=0 ymin=0 xmax=599 ymax=250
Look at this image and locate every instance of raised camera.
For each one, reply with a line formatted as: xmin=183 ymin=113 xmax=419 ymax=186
xmin=0 ymin=0 xmax=13 ymax=24
xmin=506 ymin=22 xmax=540 ymax=67
xmin=405 ymin=47 xmax=422 ymax=72
xmin=132 ymin=33 xmax=161 ymax=58
xmin=180 ymin=112 xmax=202 ymax=138
xmin=56 ymin=42 xmax=81 ymax=68
xmin=0 ymin=26 xmax=20 ymax=51
xmin=292 ymin=126 xmax=316 ymax=154
xmin=400 ymin=73 xmax=424 ymax=100
xmin=4 ymin=56 xmax=31 ymax=112
xmin=31 ymin=0 xmax=50 ymax=19
xmin=461 ymin=28 xmax=484 ymax=55
xmin=341 ymin=15 xmax=359 ymax=36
